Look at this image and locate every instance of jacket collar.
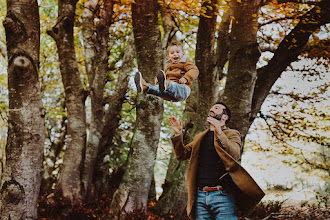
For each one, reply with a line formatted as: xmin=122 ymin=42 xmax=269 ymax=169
xmin=166 ymin=55 xmax=188 ymax=64
xmin=207 ymin=125 xmax=228 ymax=132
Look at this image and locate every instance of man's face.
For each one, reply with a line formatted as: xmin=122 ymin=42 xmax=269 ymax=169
xmin=168 ymin=45 xmax=185 ymax=63
xmin=208 ymin=104 xmax=226 ymax=121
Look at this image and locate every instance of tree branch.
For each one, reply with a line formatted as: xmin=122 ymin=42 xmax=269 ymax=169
xmin=259 ymin=14 xmax=304 ymax=27
xmin=270 ymin=91 xmax=328 ymax=102
xmin=261 ymin=0 xmax=321 ymax=6
xmin=259 ymin=113 xmax=329 ymax=158
xmin=251 ymin=0 xmax=330 ymax=122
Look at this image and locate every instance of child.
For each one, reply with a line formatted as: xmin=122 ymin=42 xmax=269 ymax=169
xmin=134 ymin=42 xmax=199 ymax=102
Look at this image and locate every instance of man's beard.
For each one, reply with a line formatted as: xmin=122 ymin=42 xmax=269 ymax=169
xmin=209 ymin=112 xmax=223 ymax=121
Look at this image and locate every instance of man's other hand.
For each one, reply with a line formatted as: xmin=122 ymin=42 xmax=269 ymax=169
xmin=168 ymin=116 xmax=182 ymax=134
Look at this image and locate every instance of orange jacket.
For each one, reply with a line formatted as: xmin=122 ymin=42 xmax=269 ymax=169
xmin=164 ymin=55 xmax=199 ymax=86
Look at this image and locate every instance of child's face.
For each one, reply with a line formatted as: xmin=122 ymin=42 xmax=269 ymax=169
xmin=168 ymin=46 xmax=185 ymax=63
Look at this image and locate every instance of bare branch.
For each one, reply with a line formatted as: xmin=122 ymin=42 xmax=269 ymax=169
xmin=276 ymin=0 xmax=321 ymax=4
xmin=261 ymin=0 xmax=321 ymax=6
xmin=259 ymin=113 xmax=329 ymax=158
xmin=259 ymin=14 xmax=304 ymax=27
xmin=269 ymin=91 xmax=328 ymax=102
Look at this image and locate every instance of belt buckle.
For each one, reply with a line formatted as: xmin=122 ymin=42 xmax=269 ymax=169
xmin=202 ymin=186 xmax=208 ymax=192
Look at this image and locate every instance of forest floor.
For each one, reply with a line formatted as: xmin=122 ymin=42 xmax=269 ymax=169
xmin=37 ymin=192 xmax=329 ymax=220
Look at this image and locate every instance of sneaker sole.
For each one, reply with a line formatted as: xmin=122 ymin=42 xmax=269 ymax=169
xmin=134 ymin=72 xmax=143 ymax=93
xmin=157 ymin=70 xmax=166 ymax=92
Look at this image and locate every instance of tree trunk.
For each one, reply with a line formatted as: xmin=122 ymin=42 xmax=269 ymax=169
xmin=80 ymin=0 xmax=114 ymax=200
xmin=194 ymin=0 xmax=219 ymax=132
xmin=108 ymin=0 xmax=164 ymax=218
xmin=160 ymin=5 xmax=178 ymax=65
xmin=47 ymin=0 xmax=87 ymax=205
xmin=0 ymin=0 xmax=45 ymax=219
xmin=214 ymin=7 xmax=232 ymax=84
xmin=93 ymin=35 xmax=136 ymax=197
xmin=222 ymin=0 xmax=261 ymax=141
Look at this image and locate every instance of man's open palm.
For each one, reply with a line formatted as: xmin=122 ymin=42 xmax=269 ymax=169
xmin=168 ymin=116 xmax=182 ymax=134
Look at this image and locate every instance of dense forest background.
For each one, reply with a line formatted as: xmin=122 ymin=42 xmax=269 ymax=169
xmin=0 ymin=0 xmax=329 ymax=219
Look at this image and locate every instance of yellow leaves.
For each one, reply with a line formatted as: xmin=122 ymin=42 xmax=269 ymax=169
xmin=252 ymin=13 xmax=257 ymax=18
xmin=121 ymin=0 xmax=135 ymax=4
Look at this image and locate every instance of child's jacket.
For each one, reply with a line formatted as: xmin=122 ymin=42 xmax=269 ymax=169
xmin=164 ymin=55 xmax=199 ymax=87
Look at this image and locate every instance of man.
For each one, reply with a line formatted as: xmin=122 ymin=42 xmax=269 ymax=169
xmin=168 ymin=102 xmax=264 ymax=219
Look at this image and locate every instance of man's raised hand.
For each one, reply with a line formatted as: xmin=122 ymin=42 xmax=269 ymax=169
xmin=207 ymin=116 xmax=223 ymax=136
xmin=168 ymin=116 xmax=182 ymax=134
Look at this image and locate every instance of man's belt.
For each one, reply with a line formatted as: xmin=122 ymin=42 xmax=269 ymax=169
xmin=198 ymin=185 xmax=223 ymax=192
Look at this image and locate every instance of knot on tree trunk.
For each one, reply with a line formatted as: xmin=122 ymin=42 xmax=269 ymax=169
xmin=1 ymin=179 xmax=25 ymax=205
xmin=13 ymin=56 xmax=30 ymax=68
xmin=8 ymin=53 xmax=37 ymax=73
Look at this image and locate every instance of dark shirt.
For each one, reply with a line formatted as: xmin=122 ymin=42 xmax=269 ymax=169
xmin=196 ymin=131 xmax=227 ymax=187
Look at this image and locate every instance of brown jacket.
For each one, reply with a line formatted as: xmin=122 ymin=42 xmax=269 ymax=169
xmin=164 ymin=55 xmax=199 ymax=86
xmin=171 ymin=127 xmax=265 ymax=219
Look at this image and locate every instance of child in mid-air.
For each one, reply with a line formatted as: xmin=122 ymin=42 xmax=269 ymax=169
xmin=134 ymin=42 xmax=199 ymax=102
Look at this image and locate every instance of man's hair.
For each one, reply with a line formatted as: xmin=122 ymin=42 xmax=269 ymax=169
xmin=167 ymin=41 xmax=184 ymax=53
xmin=214 ymin=101 xmax=231 ymax=125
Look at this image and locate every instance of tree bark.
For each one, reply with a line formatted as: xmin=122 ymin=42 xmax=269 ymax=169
xmin=93 ymin=34 xmax=136 ymax=197
xmin=222 ymin=0 xmax=262 ymax=140
xmin=108 ymin=0 xmax=164 ymax=218
xmin=214 ymin=7 xmax=232 ymax=84
xmin=47 ymin=0 xmax=87 ymax=205
xmin=80 ymin=0 xmax=114 ymax=200
xmin=160 ymin=5 xmax=178 ymax=65
xmin=0 ymin=0 xmax=45 ymax=219
xmin=194 ymin=0 xmax=219 ymax=133
xmin=251 ymin=0 xmax=330 ymax=122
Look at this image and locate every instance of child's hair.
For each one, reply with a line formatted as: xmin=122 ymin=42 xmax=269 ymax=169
xmin=167 ymin=41 xmax=184 ymax=53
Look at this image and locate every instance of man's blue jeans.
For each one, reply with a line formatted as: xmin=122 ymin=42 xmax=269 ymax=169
xmin=195 ymin=190 xmax=237 ymax=220
xmin=146 ymin=81 xmax=190 ymax=102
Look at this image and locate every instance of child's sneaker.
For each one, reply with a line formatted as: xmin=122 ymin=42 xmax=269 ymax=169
xmin=157 ymin=70 xmax=167 ymax=92
xmin=134 ymin=72 xmax=148 ymax=93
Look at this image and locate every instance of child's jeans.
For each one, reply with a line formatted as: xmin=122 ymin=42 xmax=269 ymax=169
xmin=146 ymin=81 xmax=191 ymax=102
